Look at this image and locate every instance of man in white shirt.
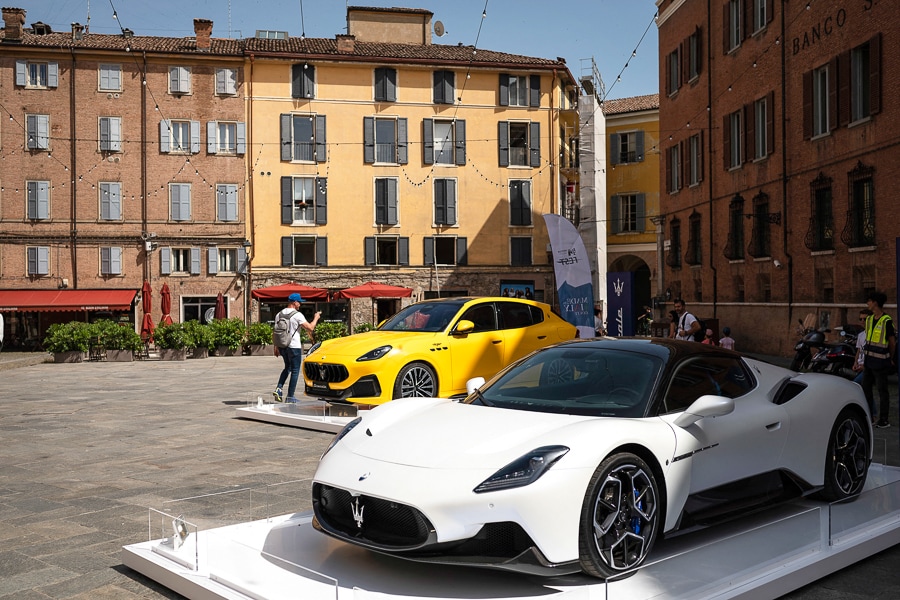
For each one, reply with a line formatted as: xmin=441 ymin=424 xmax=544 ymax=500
xmin=274 ymin=293 xmax=321 ymax=402
xmin=674 ymin=299 xmax=700 ymax=341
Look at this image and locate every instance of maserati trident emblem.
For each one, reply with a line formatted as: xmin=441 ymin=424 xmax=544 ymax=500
xmin=351 ymin=497 xmax=365 ymax=528
xmin=319 ymin=366 xmax=327 ymax=380
xmin=613 ymin=277 xmax=625 ymax=297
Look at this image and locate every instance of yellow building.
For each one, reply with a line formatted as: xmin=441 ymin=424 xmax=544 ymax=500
xmin=244 ymin=7 xmax=579 ymax=324
xmin=603 ymin=94 xmax=661 ymax=312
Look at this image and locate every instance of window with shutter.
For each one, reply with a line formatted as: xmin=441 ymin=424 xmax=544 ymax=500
xmin=169 ymin=183 xmax=191 ymax=221
xmin=216 ymin=184 xmax=238 ymax=222
xmin=216 ymin=68 xmax=238 ymax=95
xmin=509 ymin=180 xmax=532 ymax=226
xmin=99 ymin=117 xmax=122 ymax=152
xmin=27 ymin=246 xmax=50 ymax=276
xmin=375 ymin=178 xmax=399 ymax=226
xmin=374 ymin=67 xmax=397 ymax=102
xmin=26 ymin=181 xmax=50 ymax=220
xmin=99 ymin=64 xmax=122 ymax=91
xmin=99 ymin=182 xmax=122 ymax=221
xmin=169 ymin=66 xmax=191 ymax=94
xmin=26 ymin=114 xmax=50 ymax=150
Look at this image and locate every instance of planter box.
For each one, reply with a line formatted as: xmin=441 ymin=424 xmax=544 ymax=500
xmin=158 ymin=348 xmax=187 ymax=361
xmin=190 ymin=347 xmax=209 ymax=359
xmin=245 ymin=344 xmax=271 ymax=356
xmin=53 ymin=350 xmax=84 ymax=363
xmin=216 ymin=346 xmax=240 ymax=357
xmin=106 ymin=349 xmax=134 ymax=362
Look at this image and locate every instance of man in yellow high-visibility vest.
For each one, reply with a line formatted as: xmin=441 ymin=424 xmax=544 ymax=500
xmin=862 ymin=291 xmax=896 ymax=428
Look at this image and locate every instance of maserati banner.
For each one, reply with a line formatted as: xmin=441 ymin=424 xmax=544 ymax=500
xmin=606 ymin=271 xmax=635 ymax=337
xmin=543 ymin=214 xmax=594 ymax=338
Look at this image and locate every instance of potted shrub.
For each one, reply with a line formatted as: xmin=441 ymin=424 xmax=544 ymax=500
xmin=153 ymin=322 xmax=187 ymax=361
xmin=95 ymin=319 xmax=142 ymax=362
xmin=44 ymin=321 xmax=93 ymax=363
xmin=182 ymin=320 xmax=213 ymax=359
xmin=209 ymin=317 xmax=246 ymax=356
xmin=244 ymin=321 xmax=273 ymax=356
xmin=353 ymin=322 xmax=375 ymax=334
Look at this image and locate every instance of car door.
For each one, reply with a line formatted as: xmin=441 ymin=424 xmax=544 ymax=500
xmin=662 ymin=356 xmax=791 ymax=494
xmin=447 ymin=302 xmax=506 ymax=392
xmin=497 ymin=301 xmax=548 ymax=364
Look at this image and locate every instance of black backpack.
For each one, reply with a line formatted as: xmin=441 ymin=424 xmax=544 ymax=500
xmin=681 ymin=313 xmax=705 ymax=342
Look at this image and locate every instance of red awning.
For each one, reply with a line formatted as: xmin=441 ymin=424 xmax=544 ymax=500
xmin=251 ymin=283 xmax=329 ymax=301
xmin=0 ymin=289 xmax=138 ymax=312
xmin=334 ymin=281 xmax=413 ymax=299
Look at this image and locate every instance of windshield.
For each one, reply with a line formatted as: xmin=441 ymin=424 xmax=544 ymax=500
xmin=465 ymin=346 xmax=662 ymax=418
xmin=379 ymin=302 xmax=461 ymax=333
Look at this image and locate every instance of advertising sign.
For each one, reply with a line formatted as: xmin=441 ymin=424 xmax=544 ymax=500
xmin=543 ymin=214 xmax=594 ymax=338
xmin=607 ymin=271 xmax=635 ymax=337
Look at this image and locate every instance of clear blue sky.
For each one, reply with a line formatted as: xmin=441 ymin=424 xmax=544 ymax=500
xmin=16 ymin=0 xmax=659 ymax=100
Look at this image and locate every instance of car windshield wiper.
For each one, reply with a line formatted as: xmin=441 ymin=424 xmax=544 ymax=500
xmin=470 ymin=387 xmax=494 ymax=407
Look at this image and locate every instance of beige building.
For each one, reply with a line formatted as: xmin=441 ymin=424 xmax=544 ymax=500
xmin=604 ymin=94 xmax=661 ymax=313
xmin=244 ymin=7 xmax=580 ymax=327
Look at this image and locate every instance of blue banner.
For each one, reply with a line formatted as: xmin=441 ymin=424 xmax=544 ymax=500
xmin=543 ymin=214 xmax=594 ymax=338
xmin=607 ymin=271 xmax=635 ymax=337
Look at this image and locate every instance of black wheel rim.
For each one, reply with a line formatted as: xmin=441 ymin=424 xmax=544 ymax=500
xmin=591 ymin=463 xmax=658 ymax=572
xmin=831 ymin=417 xmax=868 ymax=496
xmin=399 ymin=365 xmax=435 ymax=397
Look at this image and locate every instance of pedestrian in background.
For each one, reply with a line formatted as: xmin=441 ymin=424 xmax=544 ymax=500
xmin=274 ymin=293 xmax=321 ymax=403
xmin=861 ymin=292 xmax=895 ymax=428
xmin=673 ymin=299 xmax=700 ymax=341
xmin=594 ymin=307 xmax=605 ymax=337
xmin=719 ymin=326 xmax=735 ymax=350
xmin=668 ymin=309 xmax=679 ymax=339
xmin=702 ymin=329 xmax=716 ymax=345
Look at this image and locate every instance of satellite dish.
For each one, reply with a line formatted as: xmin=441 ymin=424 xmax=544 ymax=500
xmin=434 ymin=20 xmax=445 ymax=37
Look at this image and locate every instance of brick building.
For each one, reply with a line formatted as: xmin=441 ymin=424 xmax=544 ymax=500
xmin=0 ymin=6 xmax=580 ymax=344
xmin=657 ymin=0 xmax=899 ymax=355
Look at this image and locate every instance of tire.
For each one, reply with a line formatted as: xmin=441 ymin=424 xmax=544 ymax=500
xmin=820 ymin=409 xmax=870 ymax=501
xmin=392 ymin=362 xmax=437 ymax=399
xmin=810 ymin=361 xmax=826 ymax=373
xmin=579 ymin=452 xmax=660 ymax=579
xmin=790 ymin=350 xmax=810 ymax=372
xmin=540 ymin=357 xmax=575 ymax=385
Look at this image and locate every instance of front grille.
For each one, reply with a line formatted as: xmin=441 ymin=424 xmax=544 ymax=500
xmin=304 ymin=362 xmax=349 ymax=383
xmin=313 ymin=483 xmax=433 ymax=549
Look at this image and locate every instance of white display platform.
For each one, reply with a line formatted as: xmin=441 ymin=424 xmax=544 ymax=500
xmin=122 ymin=464 xmax=900 ymax=600
xmin=235 ymin=397 xmax=365 ymax=433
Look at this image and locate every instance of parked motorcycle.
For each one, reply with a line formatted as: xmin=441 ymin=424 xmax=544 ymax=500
xmin=809 ymin=324 xmax=862 ymax=377
xmin=790 ymin=319 xmax=829 ymax=372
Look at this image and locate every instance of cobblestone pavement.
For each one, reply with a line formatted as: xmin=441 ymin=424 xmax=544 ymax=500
xmin=0 ymin=352 xmax=898 ymax=599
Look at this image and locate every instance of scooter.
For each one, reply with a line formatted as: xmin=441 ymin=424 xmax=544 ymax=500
xmin=809 ymin=325 xmax=862 ymax=378
xmin=790 ymin=319 xmax=829 ymax=372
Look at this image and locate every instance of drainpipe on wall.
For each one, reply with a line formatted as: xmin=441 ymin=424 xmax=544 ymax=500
xmin=780 ymin=1 xmax=793 ymax=323
xmin=69 ymin=49 xmax=78 ymax=288
xmin=550 ymin=69 xmax=557 ymax=215
xmin=245 ymin=53 xmax=255 ymax=325
xmin=141 ymin=52 xmax=149 ymax=282
xmin=706 ymin=0 xmax=717 ymax=319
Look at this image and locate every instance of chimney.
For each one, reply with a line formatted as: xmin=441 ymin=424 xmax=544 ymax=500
xmin=193 ymin=18 xmax=212 ymax=51
xmin=2 ymin=7 xmax=26 ymax=42
xmin=336 ymin=34 xmax=355 ymax=53
xmin=71 ymin=22 xmax=84 ymax=41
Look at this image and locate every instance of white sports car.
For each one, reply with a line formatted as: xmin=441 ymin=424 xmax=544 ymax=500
xmin=311 ymin=338 xmax=872 ymax=579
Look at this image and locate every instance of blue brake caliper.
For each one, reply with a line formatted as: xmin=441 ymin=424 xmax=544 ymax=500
xmin=631 ymin=487 xmax=642 ymax=534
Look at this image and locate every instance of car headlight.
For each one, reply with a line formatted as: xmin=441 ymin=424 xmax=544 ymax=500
xmin=357 ymin=345 xmax=392 ymax=361
xmin=321 ymin=416 xmax=362 ymax=459
xmin=308 ymin=341 xmax=322 ymax=355
xmin=473 ymin=445 xmax=569 ymax=493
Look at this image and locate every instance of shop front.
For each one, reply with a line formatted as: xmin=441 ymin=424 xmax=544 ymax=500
xmin=0 ymin=289 xmax=138 ymax=351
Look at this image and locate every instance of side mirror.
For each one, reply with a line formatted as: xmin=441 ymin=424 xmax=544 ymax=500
xmin=674 ymin=394 xmax=735 ymax=428
xmin=466 ymin=377 xmax=485 ymax=395
xmin=453 ymin=320 xmax=475 ymax=335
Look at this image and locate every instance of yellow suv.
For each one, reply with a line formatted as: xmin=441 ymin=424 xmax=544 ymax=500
xmin=303 ymin=297 xmax=576 ymax=404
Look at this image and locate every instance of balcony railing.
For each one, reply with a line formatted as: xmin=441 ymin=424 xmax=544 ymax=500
xmin=840 ymin=209 xmax=875 ymax=248
xmin=804 ymin=215 xmax=834 ymax=251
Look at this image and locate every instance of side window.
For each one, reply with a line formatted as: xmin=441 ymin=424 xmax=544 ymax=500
xmin=498 ymin=302 xmax=534 ymax=329
xmin=459 ymin=304 xmax=497 ymax=333
xmin=663 ymin=357 xmax=754 ymax=413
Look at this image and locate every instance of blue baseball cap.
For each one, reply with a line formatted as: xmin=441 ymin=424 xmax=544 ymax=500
xmin=288 ymin=293 xmax=303 ymax=303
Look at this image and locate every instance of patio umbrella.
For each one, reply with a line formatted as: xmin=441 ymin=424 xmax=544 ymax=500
xmin=334 ymin=281 xmax=413 ymax=299
xmin=159 ymin=283 xmax=174 ymax=326
xmin=140 ymin=279 xmax=154 ymax=340
xmin=251 ymin=282 xmax=328 ymax=301
xmin=214 ymin=292 xmax=226 ymax=320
